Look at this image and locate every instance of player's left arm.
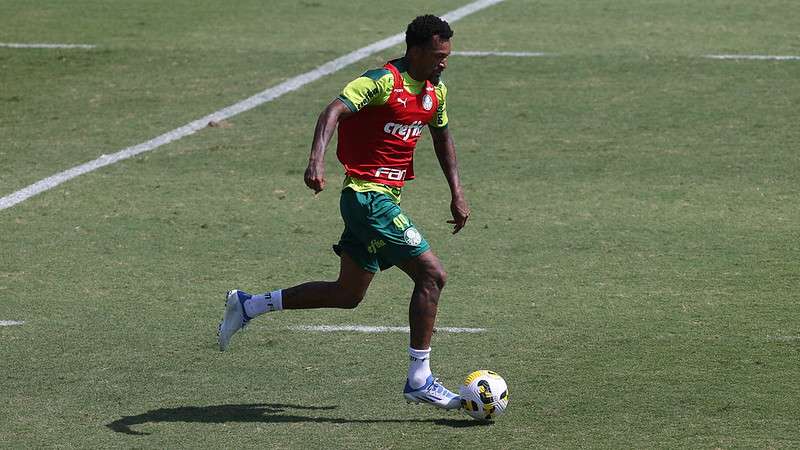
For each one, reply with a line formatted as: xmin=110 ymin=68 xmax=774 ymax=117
xmin=430 ymin=125 xmax=470 ymax=234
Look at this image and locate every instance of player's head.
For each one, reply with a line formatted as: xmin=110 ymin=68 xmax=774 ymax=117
xmin=405 ymin=15 xmax=453 ymax=84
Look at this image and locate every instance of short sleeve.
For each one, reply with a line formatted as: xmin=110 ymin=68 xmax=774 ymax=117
xmin=338 ymin=69 xmax=393 ymax=112
xmin=429 ymin=82 xmax=448 ymax=128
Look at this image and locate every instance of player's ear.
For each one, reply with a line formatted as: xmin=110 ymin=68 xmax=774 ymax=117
xmin=407 ymin=45 xmax=421 ymax=60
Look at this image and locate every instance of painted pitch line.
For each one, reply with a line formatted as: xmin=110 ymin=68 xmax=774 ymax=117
xmin=704 ymin=54 xmax=800 ymax=61
xmin=0 ymin=0 xmax=506 ymax=212
xmin=452 ymin=51 xmax=551 ymax=57
xmin=768 ymin=335 xmax=800 ymax=342
xmin=0 ymin=320 xmax=24 ymax=326
xmin=288 ymin=325 xmax=486 ymax=333
xmin=0 ymin=43 xmax=96 ymax=49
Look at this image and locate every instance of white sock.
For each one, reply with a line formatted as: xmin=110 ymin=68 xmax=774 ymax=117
xmin=407 ymin=347 xmax=432 ymax=389
xmin=243 ymin=290 xmax=283 ymax=318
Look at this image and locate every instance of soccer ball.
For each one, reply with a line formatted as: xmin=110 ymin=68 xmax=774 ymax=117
xmin=459 ymin=370 xmax=509 ymax=421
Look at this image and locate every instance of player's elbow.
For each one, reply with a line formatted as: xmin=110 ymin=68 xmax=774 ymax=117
xmin=321 ymin=99 xmax=352 ymax=124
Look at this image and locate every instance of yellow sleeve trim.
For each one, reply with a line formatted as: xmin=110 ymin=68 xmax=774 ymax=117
xmin=430 ymin=82 xmax=448 ymax=128
xmin=340 ymin=73 xmax=393 ymax=112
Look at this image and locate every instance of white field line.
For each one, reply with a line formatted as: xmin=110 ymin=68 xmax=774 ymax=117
xmin=287 ymin=325 xmax=486 ymax=333
xmin=0 ymin=320 xmax=25 ymax=326
xmin=768 ymin=335 xmax=800 ymax=342
xmin=0 ymin=42 xmax=96 ymax=49
xmin=0 ymin=0 xmax=506 ymax=212
xmin=453 ymin=51 xmax=552 ymax=57
xmin=704 ymin=54 xmax=800 ymax=61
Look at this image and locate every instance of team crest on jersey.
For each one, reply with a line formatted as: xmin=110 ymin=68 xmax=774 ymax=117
xmin=404 ymin=227 xmax=423 ymax=246
xmin=422 ymin=94 xmax=433 ymax=111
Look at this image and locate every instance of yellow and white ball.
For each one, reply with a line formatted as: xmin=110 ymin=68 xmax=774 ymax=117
xmin=459 ymin=370 xmax=509 ymax=421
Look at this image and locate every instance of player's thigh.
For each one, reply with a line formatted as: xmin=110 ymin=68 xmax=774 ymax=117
xmin=338 ymin=190 xmax=383 ymax=273
xmin=367 ymin=194 xmax=431 ymax=268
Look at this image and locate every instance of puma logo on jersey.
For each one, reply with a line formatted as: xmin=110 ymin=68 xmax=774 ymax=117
xmin=384 ymin=121 xmax=424 ymax=141
xmin=397 ymin=97 xmax=408 ymax=107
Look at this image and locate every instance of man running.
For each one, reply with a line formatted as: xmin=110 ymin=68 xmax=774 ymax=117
xmin=219 ymin=14 xmax=470 ymax=410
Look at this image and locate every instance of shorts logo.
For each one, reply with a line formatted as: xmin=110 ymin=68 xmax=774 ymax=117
xmin=422 ymin=94 xmax=433 ymax=111
xmin=367 ymin=239 xmax=386 ymax=254
xmin=403 ymin=227 xmax=423 ymax=246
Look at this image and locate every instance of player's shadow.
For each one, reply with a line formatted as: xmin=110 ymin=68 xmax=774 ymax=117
xmin=107 ymin=403 xmax=486 ymax=435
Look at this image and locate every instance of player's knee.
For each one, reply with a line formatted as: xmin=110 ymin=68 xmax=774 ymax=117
xmin=433 ymin=268 xmax=447 ymax=290
xmin=420 ymin=266 xmax=447 ymax=292
xmin=334 ymin=282 xmax=366 ymax=309
xmin=340 ymin=292 xmax=365 ymax=309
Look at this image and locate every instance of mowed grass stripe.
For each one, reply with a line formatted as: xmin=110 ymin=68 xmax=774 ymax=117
xmin=0 ymin=0 xmax=506 ymax=212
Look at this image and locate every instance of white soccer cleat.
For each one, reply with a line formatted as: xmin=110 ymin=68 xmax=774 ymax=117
xmin=403 ymin=375 xmax=462 ymax=410
xmin=218 ymin=289 xmax=252 ymax=351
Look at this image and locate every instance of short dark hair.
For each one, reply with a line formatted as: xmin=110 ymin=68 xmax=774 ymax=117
xmin=405 ymin=15 xmax=453 ymax=49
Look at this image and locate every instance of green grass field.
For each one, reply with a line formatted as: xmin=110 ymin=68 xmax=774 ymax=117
xmin=2 ymin=0 xmax=799 ymax=447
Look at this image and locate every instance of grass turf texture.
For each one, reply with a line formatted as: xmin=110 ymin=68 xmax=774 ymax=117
xmin=2 ymin=0 xmax=799 ymax=448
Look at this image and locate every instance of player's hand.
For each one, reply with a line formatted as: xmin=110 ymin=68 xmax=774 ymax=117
xmin=304 ymin=161 xmax=325 ymax=194
xmin=448 ymin=196 xmax=470 ymax=234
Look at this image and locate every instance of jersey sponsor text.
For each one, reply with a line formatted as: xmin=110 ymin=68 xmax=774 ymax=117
xmin=374 ymin=167 xmax=407 ymax=181
xmin=384 ymin=120 xmax=424 ymax=141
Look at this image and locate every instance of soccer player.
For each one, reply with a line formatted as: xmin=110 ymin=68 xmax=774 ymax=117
xmin=218 ymin=15 xmax=470 ymax=410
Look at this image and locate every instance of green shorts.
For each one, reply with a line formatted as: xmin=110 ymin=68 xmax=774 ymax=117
xmin=333 ymin=188 xmax=430 ymax=273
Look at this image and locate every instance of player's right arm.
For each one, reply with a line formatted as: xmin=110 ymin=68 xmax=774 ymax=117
xmin=304 ymin=70 xmax=392 ymax=194
xmin=305 ymin=99 xmax=353 ymax=194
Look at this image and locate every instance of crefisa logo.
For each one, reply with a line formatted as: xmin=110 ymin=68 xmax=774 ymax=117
xmin=384 ymin=121 xmax=425 ymax=141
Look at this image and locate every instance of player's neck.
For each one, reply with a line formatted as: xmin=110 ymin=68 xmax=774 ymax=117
xmin=401 ymin=55 xmax=426 ymax=82
xmin=407 ymin=69 xmax=425 ymax=82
